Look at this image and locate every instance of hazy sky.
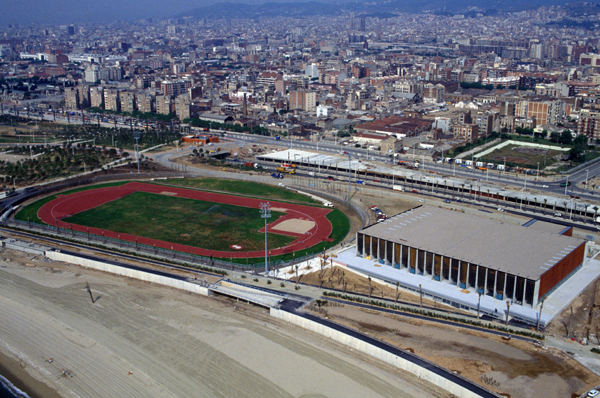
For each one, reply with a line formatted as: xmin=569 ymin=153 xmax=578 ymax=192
xmin=0 ymin=0 xmax=217 ymax=26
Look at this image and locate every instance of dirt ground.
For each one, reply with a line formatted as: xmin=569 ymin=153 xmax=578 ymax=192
xmin=309 ymin=301 xmax=600 ymax=398
xmin=546 ymin=275 xmax=600 ymax=345
xmin=290 ymin=264 xmax=461 ymax=312
xmin=0 ymin=247 xmax=447 ymax=398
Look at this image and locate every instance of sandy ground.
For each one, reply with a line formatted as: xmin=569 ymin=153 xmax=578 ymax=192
xmin=272 ymin=219 xmax=315 ymax=234
xmin=547 ymin=272 xmax=600 ymax=345
xmin=310 ymin=302 xmax=600 ymax=398
xmin=0 ymin=248 xmax=447 ymax=398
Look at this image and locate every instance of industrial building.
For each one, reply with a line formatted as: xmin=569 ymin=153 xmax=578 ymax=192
xmin=356 ymin=206 xmax=586 ymax=309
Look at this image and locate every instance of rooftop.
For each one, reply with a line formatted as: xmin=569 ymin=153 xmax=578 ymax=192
xmin=360 ymin=205 xmax=584 ymax=280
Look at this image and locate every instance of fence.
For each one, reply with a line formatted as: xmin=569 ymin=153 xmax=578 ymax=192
xmin=3 ymin=218 xmax=323 ymax=273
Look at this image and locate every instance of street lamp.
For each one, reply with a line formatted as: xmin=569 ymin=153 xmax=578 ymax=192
xmin=536 ymin=162 xmax=539 ymax=184
xmin=586 ymin=170 xmax=589 ymax=190
xmin=260 ymin=202 xmax=271 ymax=276
xmin=134 ymin=131 xmax=141 ymax=174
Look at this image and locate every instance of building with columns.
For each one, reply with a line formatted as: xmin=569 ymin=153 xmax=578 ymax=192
xmin=356 ymin=206 xmax=586 ymax=311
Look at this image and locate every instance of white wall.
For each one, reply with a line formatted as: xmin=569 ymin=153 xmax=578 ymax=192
xmin=271 ymin=308 xmax=493 ymax=398
xmin=45 ymin=251 xmax=212 ymax=297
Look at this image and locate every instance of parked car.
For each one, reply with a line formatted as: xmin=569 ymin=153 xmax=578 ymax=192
xmin=554 ymin=212 xmax=562 ymax=217
xmin=419 ymin=199 xmax=425 ymax=203
xmin=444 ymin=199 xmax=451 ymax=203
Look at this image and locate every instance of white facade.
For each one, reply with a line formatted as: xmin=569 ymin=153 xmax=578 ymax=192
xmin=433 ymin=117 xmax=451 ymax=133
xmin=305 ymin=63 xmax=319 ymax=79
xmin=316 ymin=105 xmax=333 ymax=117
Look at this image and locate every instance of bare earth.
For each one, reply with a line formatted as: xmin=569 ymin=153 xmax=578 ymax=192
xmin=310 ymin=302 xmax=600 ymax=398
xmin=272 ymin=219 xmax=315 ymax=234
xmin=0 ymin=248 xmax=446 ymax=398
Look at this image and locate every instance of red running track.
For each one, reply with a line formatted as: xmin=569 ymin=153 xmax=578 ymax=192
xmin=37 ymin=181 xmax=334 ymax=258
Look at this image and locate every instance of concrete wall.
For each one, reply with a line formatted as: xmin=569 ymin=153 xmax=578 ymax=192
xmin=46 ymin=251 xmax=211 ymax=297
xmin=271 ymin=308 xmax=496 ymax=398
xmin=4 ymin=242 xmax=46 ymax=255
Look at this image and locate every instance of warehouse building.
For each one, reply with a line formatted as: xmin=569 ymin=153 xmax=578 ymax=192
xmin=356 ymin=206 xmax=586 ymax=309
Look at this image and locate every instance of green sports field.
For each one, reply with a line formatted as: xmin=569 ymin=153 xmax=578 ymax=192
xmin=62 ymin=191 xmax=295 ymax=251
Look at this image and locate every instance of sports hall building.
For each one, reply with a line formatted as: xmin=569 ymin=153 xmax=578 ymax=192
xmin=356 ymin=206 xmax=586 ymax=308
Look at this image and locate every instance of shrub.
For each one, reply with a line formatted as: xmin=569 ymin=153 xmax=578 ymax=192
xmin=322 ymin=291 xmax=544 ymax=340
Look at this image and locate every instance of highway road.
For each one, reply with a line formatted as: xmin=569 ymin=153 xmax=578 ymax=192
xmin=5 ymin=106 xmax=600 ymax=204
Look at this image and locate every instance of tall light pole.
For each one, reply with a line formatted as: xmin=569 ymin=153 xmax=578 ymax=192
xmin=260 ymin=202 xmax=271 ymax=276
xmin=586 ymin=170 xmax=589 ymax=189
xmin=134 ymin=131 xmax=141 ymax=174
xmin=343 ymin=151 xmax=352 ymax=202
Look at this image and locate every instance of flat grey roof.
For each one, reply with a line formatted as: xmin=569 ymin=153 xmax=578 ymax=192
xmin=360 ymin=205 xmax=584 ymax=280
xmin=522 ymin=219 xmax=570 ymax=235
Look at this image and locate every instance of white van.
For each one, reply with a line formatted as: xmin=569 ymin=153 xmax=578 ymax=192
xmin=324 ymin=202 xmax=334 ymax=208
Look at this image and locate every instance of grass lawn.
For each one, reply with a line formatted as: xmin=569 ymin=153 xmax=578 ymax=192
xmin=478 ymin=144 xmax=565 ymax=169
xmin=62 ymin=191 xmax=295 ymax=252
xmin=161 ymin=177 xmax=322 ymax=205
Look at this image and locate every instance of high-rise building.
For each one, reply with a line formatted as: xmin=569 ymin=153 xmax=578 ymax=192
xmin=77 ymin=85 xmax=90 ymax=108
xmin=119 ymin=91 xmax=136 ymax=113
xmin=289 ymin=90 xmax=317 ymax=112
xmin=161 ymin=80 xmax=188 ymax=97
xmin=359 ymin=16 xmax=366 ymax=32
xmin=454 ymin=124 xmax=479 ymax=142
xmin=65 ymin=87 xmax=79 ymax=110
xmin=156 ymin=95 xmax=173 ymax=115
xmin=104 ymin=89 xmax=120 ymax=111
xmin=175 ymin=95 xmax=191 ymax=121
xmin=84 ymin=64 xmax=100 ymax=84
xmin=137 ymin=93 xmax=154 ymax=114
xmin=89 ymin=86 xmax=104 ymax=108
xmin=578 ymin=109 xmax=600 ymax=141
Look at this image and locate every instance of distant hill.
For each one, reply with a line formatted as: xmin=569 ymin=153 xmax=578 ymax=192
xmin=176 ymin=0 xmax=599 ymax=20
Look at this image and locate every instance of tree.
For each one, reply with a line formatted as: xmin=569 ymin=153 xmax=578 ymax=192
xmin=550 ymin=132 xmax=561 ymax=143
xmin=560 ymin=129 xmax=573 ymax=145
xmin=569 ymin=134 xmax=588 ymax=162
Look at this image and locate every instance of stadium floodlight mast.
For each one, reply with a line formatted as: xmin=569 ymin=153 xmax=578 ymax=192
xmin=343 ymin=151 xmax=351 ymax=202
xmin=260 ymin=202 xmax=271 ymax=276
xmin=134 ymin=131 xmax=141 ymax=174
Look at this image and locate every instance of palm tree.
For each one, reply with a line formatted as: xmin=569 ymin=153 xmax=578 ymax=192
xmin=544 ymin=198 xmax=548 ymax=214
xmin=395 ymin=282 xmax=399 ymax=303
xmin=368 ymin=276 xmax=372 ymax=298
